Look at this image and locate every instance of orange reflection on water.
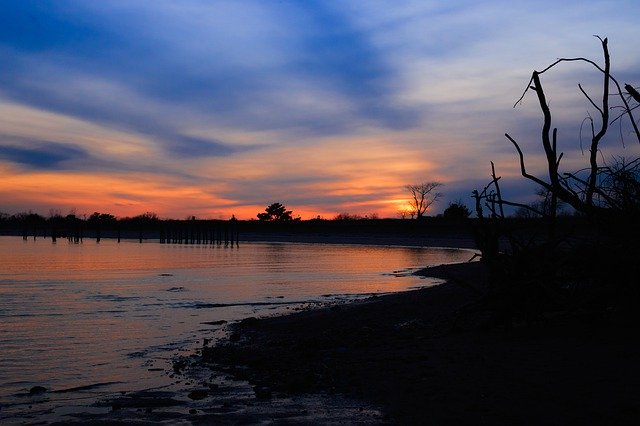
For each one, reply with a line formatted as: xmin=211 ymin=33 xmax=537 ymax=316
xmin=1 ymin=237 xmax=476 ymax=399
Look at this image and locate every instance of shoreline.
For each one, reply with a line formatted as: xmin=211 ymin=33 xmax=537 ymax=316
xmin=8 ymin=236 xmax=638 ymax=424
xmin=1 ymin=237 xmax=476 ymax=424
xmin=1 ymin=232 xmax=480 ymax=250
xmin=198 ymin=261 xmax=640 ymax=425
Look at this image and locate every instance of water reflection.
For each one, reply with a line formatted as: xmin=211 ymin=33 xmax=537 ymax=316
xmin=0 ymin=236 xmax=476 ymax=404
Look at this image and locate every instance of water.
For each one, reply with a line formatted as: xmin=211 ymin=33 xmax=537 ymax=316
xmin=0 ymin=236 xmax=475 ymax=420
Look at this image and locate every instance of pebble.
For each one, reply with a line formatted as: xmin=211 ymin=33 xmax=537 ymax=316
xmin=187 ymin=389 xmax=209 ymax=400
xmin=29 ymin=386 xmax=47 ymax=395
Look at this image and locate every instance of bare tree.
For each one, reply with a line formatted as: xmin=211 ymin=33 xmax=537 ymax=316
xmin=405 ymin=182 xmax=443 ymax=219
xmin=397 ymin=208 xmax=412 ymax=219
xmin=472 ymin=37 xmax=640 ymax=323
xmin=504 ymin=36 xmax=639 ymax=219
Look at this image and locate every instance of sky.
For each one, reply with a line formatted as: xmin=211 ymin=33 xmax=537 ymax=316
xmin=1 ymin=0 xmax=639 ymax=219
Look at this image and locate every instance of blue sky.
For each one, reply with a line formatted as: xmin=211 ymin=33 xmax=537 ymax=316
xmin=0 ymin=0 xmax=639 ymax=218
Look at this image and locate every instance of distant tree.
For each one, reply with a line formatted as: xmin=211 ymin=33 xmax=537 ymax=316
xmin=12 ymin=211 xmax=44 ymax=225
xmin=405 ymin=182 xmax=443 ymax=219
xmin=88 ymin=212 xmax=117 ymax=224
xmin=333 ymin=212 xmax=363 ymax=220
xmin=513 ymin=188 xmax=568 ymax=218
xmin=135 ymin=212 xmax=159 ymax=222
xmin=257 ymin=203 xmax=293 ymax=221
xmin=48 ymin=209 xmax=62 ymax=219
xmin=443 ymin=201 xmax=472 ymax=220
xmin=397 ymin=208 xmax=412 ymax=219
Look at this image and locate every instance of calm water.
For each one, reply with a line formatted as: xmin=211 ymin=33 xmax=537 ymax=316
xmin=0 ymin=236 xmax=474 ymax=419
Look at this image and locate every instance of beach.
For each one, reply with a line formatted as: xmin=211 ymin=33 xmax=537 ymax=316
xmin=200 ymin=261 xmax=640 ymax=425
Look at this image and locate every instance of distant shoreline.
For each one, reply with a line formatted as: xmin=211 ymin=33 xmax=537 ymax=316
xmin=1 ymin=228 xmax=479 ymax=250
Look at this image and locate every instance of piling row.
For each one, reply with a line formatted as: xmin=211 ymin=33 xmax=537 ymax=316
xmin=22 ymin=226 xmax=87 ymax=244
xmin=18 ymin=219 xmax=239 ymax=246
xmin=159 ymin=222 xmax=239 ymax=247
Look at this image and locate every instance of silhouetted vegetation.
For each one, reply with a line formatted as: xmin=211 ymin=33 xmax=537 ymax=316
xmin=442 ymin=201 xmax=472 ymax=220
xmin=257 ymin=203 xmax=297 ymax=222
xmin=474 ymin=36 xmax=640 ymax=325
xmin=405 ymin=182 xmax=443 ymax=219
xmin=332 ymin=212 xmax=379 ymax=220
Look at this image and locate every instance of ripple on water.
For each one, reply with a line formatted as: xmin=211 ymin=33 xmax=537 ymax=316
xmin=0 ymin=237 xmax=476 ymax=423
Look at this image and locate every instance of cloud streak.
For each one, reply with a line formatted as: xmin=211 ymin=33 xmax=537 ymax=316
xmin=0 ymin=0 xmax=639 ymax=218
xmin=0 ymin=139 xmax=87 ymax=170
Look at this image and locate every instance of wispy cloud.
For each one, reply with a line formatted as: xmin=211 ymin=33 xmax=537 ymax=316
xmin=0 ymin=0 xmax=639 ymax=217
xmin=0 ymin=139 xmax=87 ymax=170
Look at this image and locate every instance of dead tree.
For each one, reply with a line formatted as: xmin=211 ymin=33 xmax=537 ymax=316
xmin=505 ymin=36 xmax=640 ymax=219
xmin=473 ymin=37 xmax=640 ymax=323
xmin=405 ymin=182 xmax=443 ymax=219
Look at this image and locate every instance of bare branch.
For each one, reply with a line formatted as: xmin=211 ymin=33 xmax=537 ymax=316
xmin=610 ymin=103 xmax=640 ymax=126
xmin=586 ymin=37 xmax=610 ymax=206
xmin=579 ymin=83 xmax=603 ymax=116
xmin=491 ymin=161 xmax=505 ymax=218
xmin=513 ymin=37 xmax=640 ymax=145
xmin=626 ymin=84 xmax=640 ymax=103
xmin=504 ymin=133 xmax=551 ymax=190
xmin=492 ymin=198 xmax=545 ymax=217
xmin=405 ymin=182 xmax=443 ymax=219
xmin=561 ymin=171 xmax=619 ymax=207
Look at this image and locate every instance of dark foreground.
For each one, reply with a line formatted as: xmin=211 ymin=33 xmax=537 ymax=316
xmin=15 ymin=260 xmax=640 ymax=424
xmin=202 ymin=262 xmax=640 ymax=425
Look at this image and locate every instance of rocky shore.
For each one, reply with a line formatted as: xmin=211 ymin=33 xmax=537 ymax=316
xmin=9 ymin=239 xmax=639 ymax=425
xmin=200 ymin=261 xmax=640 ymax=425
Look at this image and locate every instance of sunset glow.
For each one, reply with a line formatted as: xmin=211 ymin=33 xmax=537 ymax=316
xmin=1 ymin=1 xmax=639 ymax=219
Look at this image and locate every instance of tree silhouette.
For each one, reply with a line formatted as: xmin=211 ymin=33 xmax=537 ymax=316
xmin=442 ymin=201 xmax=471 ymax=220
xmin=502 ymin=36 xmax=640 ymax=218
xmin=472 ymin=36 xmax=640 ymax=324
xmin=257 ymin=203 xmax=293 ymax=221
xmin=405 ymin=182 xmax=443 ymax=219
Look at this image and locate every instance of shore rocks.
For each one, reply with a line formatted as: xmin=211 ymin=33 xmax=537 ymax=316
xmin=29 ymin=386 xmax=47 ymax=395
xmin=253 ymin=385 xmax=272 ymax=400
xmin=187 ymin=389 xmax=209 ymax=400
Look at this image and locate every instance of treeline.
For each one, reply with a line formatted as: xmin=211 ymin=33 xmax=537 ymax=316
xmin=0 ymin=211 xmax=238 ymax=243
xmin=0 ymin=208 xmax=595 ymax=243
